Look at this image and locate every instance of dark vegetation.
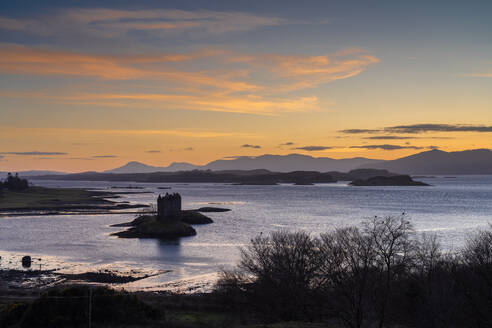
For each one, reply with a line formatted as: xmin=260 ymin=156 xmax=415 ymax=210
xmin=0 ymin=173 xmax=29 ymax=191
xmin=33 ymin=168 xmax=398 ymax=184
xmin=0 ymin=286 xmax=161 ymax=327
xmin=215 ymin=216 xmax=492 ymax=327
xmin=3 ymin=215 xmax=492 ymax=327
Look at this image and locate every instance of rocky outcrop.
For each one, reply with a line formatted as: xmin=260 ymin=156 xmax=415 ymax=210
xmin=181 ymin=210 xmax=214 ymax=224
xmin=111 ymin=215 xmax=196 ymax=239
xmin=111 ymin=210 xmax=214 ymax=239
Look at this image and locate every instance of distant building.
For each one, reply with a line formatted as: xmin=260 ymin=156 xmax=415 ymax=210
xmin=157 ymin=193 xmax=182 ymax=221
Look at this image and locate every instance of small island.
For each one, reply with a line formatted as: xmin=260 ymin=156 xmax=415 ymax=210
xmin=350 ymin=175 xmax=430 ymax=186
xmin=112 ymin=193 xmax=214 ymax=239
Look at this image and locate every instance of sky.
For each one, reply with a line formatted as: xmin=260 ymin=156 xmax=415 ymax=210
xmin=1 ymin=0 xmax=492 ymax=172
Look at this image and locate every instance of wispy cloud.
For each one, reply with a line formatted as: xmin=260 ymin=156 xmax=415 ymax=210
xmin=294 ymin=146 xmax=333 ymax=151
xmin=146 ymin=150 xmax=161 ymax=153
xmin=241 ymin=144 xmax=261 ymax=149
xmin=341 ymin=124 xmax=492 ymax=134
xmin=259 ymin=49 xmax=379 ymax=91
xmin=278 ymin=142 xmax=295 ymax=147
xmin=92 ymin=155 xmax=117 ymax=158
xmin=0 ymin=44 xmax=377 ymax=115
xmin=36 ymin=157 xmax=94 ymax=160
xmin=466 ymin=72 xmax=492 ymax=78
xmin=67 ymin=157 xmax=95 ymax=161
xmin=0 ymin=151 xmax=67 ymax=156
xmin=65 ymin=93 xmax=320 ymax=115
xmin=363 ymin=136 xmax=414 ymax=140
xmin=363 ymin=135 xmax=454 ymax=140
xmin=349 ymin=144 xmax=425 ymax=150
xmin=340 ymin=128 xmax=381 ymax=134
xmin=0 ymin=9 xmax=290 ymax=38
xmin=101 ymin=129 xmax=253 ymax=138
xmin=386 ymin=124 xmax=492 ymax=134
xmin=169 ymin=147 xmax=194 ymax=152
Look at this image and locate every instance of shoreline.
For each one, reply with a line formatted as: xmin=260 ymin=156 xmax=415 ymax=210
xmin=0 ymin=250 xmax=217 ymax=295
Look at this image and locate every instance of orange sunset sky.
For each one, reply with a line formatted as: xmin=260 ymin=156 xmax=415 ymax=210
xmin=1 ymin=1 xmax=491 ymax=172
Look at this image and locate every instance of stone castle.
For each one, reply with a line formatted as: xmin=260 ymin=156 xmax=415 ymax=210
xmin=157 ymin=193 xmax=182 ymax=221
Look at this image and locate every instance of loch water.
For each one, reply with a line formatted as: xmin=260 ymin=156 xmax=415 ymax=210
xmin=1 ymin=176 xmax=491 ymax=289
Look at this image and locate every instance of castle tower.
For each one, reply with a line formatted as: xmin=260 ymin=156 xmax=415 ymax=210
xmin=157 ymin=193 xmax=182 ymax=221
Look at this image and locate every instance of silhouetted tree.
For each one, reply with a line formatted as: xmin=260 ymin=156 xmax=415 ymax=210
xmin=319 ymin=227 xmax=376 ymax=328
xmin=2 ymin=173 xmax=29 ymax=191
xmin=363 ymin=215 xmax=414 ymax=328
xmin=457 ymin=229 xmax=492 ymax=327
xmin=238 ymin=230 xmax=321 ymax=321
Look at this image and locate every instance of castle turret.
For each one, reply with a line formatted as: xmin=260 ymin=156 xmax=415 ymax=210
xmin=157 ymin=193 xmax=182 ymax=221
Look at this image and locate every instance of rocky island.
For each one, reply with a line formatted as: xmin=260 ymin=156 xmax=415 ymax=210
xmin=350 ymin=175 xmax=430 ymax=186
xmin=112 ymin=193 xmax=214 ymax=239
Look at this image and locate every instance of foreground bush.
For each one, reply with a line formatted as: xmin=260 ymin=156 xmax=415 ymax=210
xmin=1 ymin=286 xmax=161 ymax=327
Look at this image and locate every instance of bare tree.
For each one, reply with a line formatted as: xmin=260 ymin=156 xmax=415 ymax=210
xmin=238 ymin=230 xmax=321 ymax=320
xmin=459 ymin=229 xmax=492 ymax=327
xmin=319 ymin=227 xmax=376 ymax=328
xmin=363 ymin=215 xmax=414 ymax=328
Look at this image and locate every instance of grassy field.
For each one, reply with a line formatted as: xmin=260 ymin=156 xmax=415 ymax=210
xmin=0 ymin=186 xmax=111 ymax=210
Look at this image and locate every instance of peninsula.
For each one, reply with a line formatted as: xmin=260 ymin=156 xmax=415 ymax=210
xmin=0 ymin=173 xmax=148 ymax=215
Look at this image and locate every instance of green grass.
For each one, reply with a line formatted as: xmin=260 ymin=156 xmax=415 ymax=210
xmin=0 ymin=186 xmax=107 ymax=210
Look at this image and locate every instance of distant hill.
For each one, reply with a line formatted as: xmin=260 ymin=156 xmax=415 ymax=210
xmin=359 ymin=149 xmax=492 ymax=174
xmin=104 ymin=161 xmax=173 ymax=174
xmin=12 ymin=149 xmax=492 ymax=178
xmin=105 ymin=154 xmax=382 ymax=174
xmin=203 ymin=154 xmax=382 ymax=172
xmin=0 ymin=170 xmax=66 ymax=179
xmin=103 ymin=161 xmax=200 ymax=173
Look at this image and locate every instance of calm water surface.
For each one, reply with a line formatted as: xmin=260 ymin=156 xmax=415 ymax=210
xmin=1 ymin=176 xmax=492 ymax=289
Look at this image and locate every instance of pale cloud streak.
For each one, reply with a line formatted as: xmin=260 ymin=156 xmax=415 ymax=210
xmin=341 ymin=124 xmax=492 ymax=134
xmin=0 ymin=9 xmax=289 ymax=37
xmin=294 ymin=146 xmax=333 ymax=151
xmin=0 ymin=127 xmax=256 ymax=139
xmin=60 ymin=93 xmax=320 ymax=115
xmin=349 ymin=144 xmax=425 ymax=150
xmin=0 ymin=151 xmax=68 ymax=156
xmin=241 ymin=144 xmax=262 ymax=149
xmin=92 ymin=155 xmax=118 ymax=158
